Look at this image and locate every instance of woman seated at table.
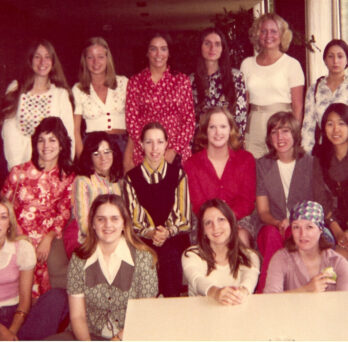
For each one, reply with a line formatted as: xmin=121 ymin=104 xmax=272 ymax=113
xmin=1 ymin=117 xmax=75 ymax=299
xmin=184 ymin=106 xmax=255 ymax=247
xmin=63 ymin=131 xmax=122 ymax=258
xmin=124 ymin=122 xmax=191 ymax=297
xmin=256 ymin=111 xmax=313 ymax=292
xmin=0 ymin=196 xmax=68 ymax=340
xmin=264 ymin=201 xmax=348 ymax=293
xmin=182 ymin=199 xmax=260 ymax=305
xmin=65 ymin=194 xmax=158 ymax=340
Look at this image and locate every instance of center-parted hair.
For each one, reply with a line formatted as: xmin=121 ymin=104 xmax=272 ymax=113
xmin=31 ymin=116 xmax=73 ymax=178
xmin=265 ymin=111 xmax=304 ymax=160
xmin=75 ymin=194 xmax=157 ymax=264
xmin=194 ymin=106 xmax=241 ymax=151
xmin=185 ymin=198 xmax=252 ymax=278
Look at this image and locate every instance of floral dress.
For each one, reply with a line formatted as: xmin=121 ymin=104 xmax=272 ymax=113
xmin=1 ymin=161 xmax=75 ymax=298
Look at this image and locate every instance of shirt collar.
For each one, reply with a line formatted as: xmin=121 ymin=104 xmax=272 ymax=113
xmin=141 ymin=158 xmax=167 ymax=183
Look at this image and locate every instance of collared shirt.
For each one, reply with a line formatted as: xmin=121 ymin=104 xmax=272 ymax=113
xmin=302 ymin=75 xmax=348 ymax=153
xmin=126 ymin=67 xmax=195 ymax=165
xmin=124 ymin=158 xmax=191 ymax=237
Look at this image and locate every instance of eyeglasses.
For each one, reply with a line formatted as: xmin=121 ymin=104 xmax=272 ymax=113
xmin=92 ymin=149 xmax=113 ymax=157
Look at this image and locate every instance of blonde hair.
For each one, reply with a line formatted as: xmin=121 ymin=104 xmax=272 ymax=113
xmin=249 ymin=13 xmax=293 ymax=53
xmin=78 ymin=37 xmax=117 ymax=94
xmin=194 ymin=106 xmax=241 ymax=151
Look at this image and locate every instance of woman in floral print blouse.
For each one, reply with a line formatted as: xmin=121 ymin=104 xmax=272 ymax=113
xmin=190 ymin=27 xmax=248 ymax=150
xmin=1 ymin=117 xmax=75 ymax=299
xmin=1 ymin=39 xmax=75 ymax=170
xmin=124 ymin=31 xmax=195 ymax=172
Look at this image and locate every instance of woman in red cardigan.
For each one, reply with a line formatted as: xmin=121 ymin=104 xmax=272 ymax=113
xmin=184 ymin=107 xmax=256 ymax=246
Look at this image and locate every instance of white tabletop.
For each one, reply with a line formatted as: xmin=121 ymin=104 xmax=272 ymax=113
xmin=124 ymin=291 xmax=348 ymax=340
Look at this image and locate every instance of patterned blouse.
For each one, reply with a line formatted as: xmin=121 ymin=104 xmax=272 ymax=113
xmin=67 ymin=240 xmax=158 ymax=339
xmin=126 ymin=67 xmax=195 ymax=165
xmin=302 ymin=75 xmax=348 ymax=153
xmin=124 ymin=158 xmax=191 ymax=237
xmin=190 ymin=69 xmax=248 ymax=138
xmin=1 ymin=161 xmax=75 ymax=298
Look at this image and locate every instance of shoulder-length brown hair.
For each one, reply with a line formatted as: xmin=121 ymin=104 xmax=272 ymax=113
xmin=78 ymin=37 xmax=117 ymax=94
xmin=185 ymin=198 xmax=252 ymax=278
xmin=75 ymin=194 xmax=157 ymax=265
xmin=265 ymin=111 xmax=304 ymax=160
xmin=249 ymin=13 xmax=293 ymax=53
xmin=1 ymin=39 xmax=73 ymax=121
xmin=194 ymin=106 xmax=241 ymax=151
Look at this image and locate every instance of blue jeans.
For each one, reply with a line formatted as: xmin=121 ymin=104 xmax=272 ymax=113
xmin=1 ymin=288 xmax=68 ymax=340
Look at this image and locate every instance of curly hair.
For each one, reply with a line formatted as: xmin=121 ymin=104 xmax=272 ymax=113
xmin=184 ymin=198 xmax=252 ymax=278
xmin=76 ymin=131 xmax=122 ymax=182
xmin=31 ymin=117 xmax=73 ymax=178
xmin=194 ymin=106 xmax=241 ymax=151
xmin=265 ymin=111 xmax=304 ymax=160
xmin=78 ymin=37 xmax=117 ymax=94
xmin=193 ymin=27 xmax=236 ymax=114
xmin=249 ymin=13 xmax=293 ymax=53
xmin=75 ymin=194 xmax=157 ymax=265
xmin=1 ymin=39 xmax=73 ymax=121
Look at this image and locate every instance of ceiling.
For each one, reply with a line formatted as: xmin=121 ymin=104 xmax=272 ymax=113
xmin=4 ymin=0 xmax=261 ymax=32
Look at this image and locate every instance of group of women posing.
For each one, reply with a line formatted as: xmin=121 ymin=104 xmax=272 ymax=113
xmin=1 ymin=11 xmax=348 ymax=341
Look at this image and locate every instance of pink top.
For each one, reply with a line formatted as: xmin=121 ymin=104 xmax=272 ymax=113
xmin=264 ymin=248 xmax=348 ymax=293
xmin=126 ymin=67 xmax=195 ymax=165
xmin=183 ymin=148 xmax=256 ymax=219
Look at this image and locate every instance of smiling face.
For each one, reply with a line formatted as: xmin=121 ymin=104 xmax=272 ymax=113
xmin=324 ymin=45 xmax=347 ymax=75
xmin=201 ymin=32 xmax=223 ymax=63
xmin=32 ymin=44 xmax=53 ymax=78
xmin=93 ymin=202 xmax=124 ymax=248
xmin=0 ymin=204 xmax=10 ymax=246
xmin=91 ymin=140 xmax=113 ymax=177
xmin=85 ymin=44 xmax=108 ymax=77
xmin=147 ymin=37 xmax=169 ymax=70
xmin=141 ymin=128 xmax=168 ymax=169
xmin=203 ymin=207 xmax=231 ymax=249
xmin=270 ymin=123 xmax=294 ymax=158
xmin=325 ymin=111 xmax=348 ymax=148
xmin=259 ymin=19 xmax=281 ymax=51
xmin=207 ymin=112 xmax=231 ymax=149
xmin=291 ymin=219 xmax=321 ymax=253
xmin=37 ymin=132 xmax=60 ymax=169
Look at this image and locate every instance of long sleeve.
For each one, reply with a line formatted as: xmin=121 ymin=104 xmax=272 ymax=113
xmin=263 ymin=250 xmax=287 ymax=293
xmin=238 ymin=250 xmax=260 ymax=294
xmin=301 ymin=84 xmax=317 ymax=153
xmin=165 ymin=169 xmax=192 ymax=236
xmin=233 ymin=69 xmax=248 ymax=138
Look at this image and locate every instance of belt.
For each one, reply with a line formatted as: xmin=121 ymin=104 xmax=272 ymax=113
xmin=250 ymin=103 xmax=292 ymax=112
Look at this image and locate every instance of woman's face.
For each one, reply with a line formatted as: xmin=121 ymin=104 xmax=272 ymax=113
xmin=141 ymin=128 xmax=167 ymax=168
xmin=201 ymin=33 xmax=223 ymax=63
xmin=147 ymin=37 xmax=169 ymax=70
xmin=325 ymin=45 xmax=347 ymax=75
xmin=203 ymin=207 xmax=231 ymax=249
xmin=259 ymin=19 xmax=281 ymax=50
xmin=85 ymin=44 xmax=108 ymax=77
xmin=270 ymin=123 xmax=294 ymax=157
xmin=32 ymin=45 xmax=53 ymax=78
xmin=207 ymin=112 xmax=231 ymax=149
xmin=91 ymin=140 xmax=113 ymax=177
xmin=0 ymin=204 xmax=10 ymax=244
xmin=37 ymin=132 xmax=60 ymax=167
xmin=291 ymin=219 xmax=321 ymax=252
xmin=325 ymin=111 xmax=348 ymax=148
xmin=93 ymin=202 xmax=124 ymax=248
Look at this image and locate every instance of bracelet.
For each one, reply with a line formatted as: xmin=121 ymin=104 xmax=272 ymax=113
xmin=15 ymin=310 xmax=28 ymax=318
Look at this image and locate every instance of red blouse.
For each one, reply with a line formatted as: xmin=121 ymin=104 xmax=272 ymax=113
xmin=183 ymin=149 xmax=256 ymax=219
xmin=126 ymin=67 xmax=195 ymax=165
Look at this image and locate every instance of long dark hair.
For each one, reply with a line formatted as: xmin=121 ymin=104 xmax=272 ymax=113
xmin=1 ymin=39 xmax=74 ymax=121
xmin=185 ymin=198 xmax=252 ymax=278
xmin=75 ymin=194 xmax=157 ymax=264
xmin=323 ymin=39 xmax=348 ymax=68
xmin=31 ymin=117 xmax=73 ymax=178
xmin=314 ymin=103 xmax=348 ymax=172
xmin=76 ymin=131 xmax=122 ymax=182
xmin=194 ymin=27 xmax=236 ymax=113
